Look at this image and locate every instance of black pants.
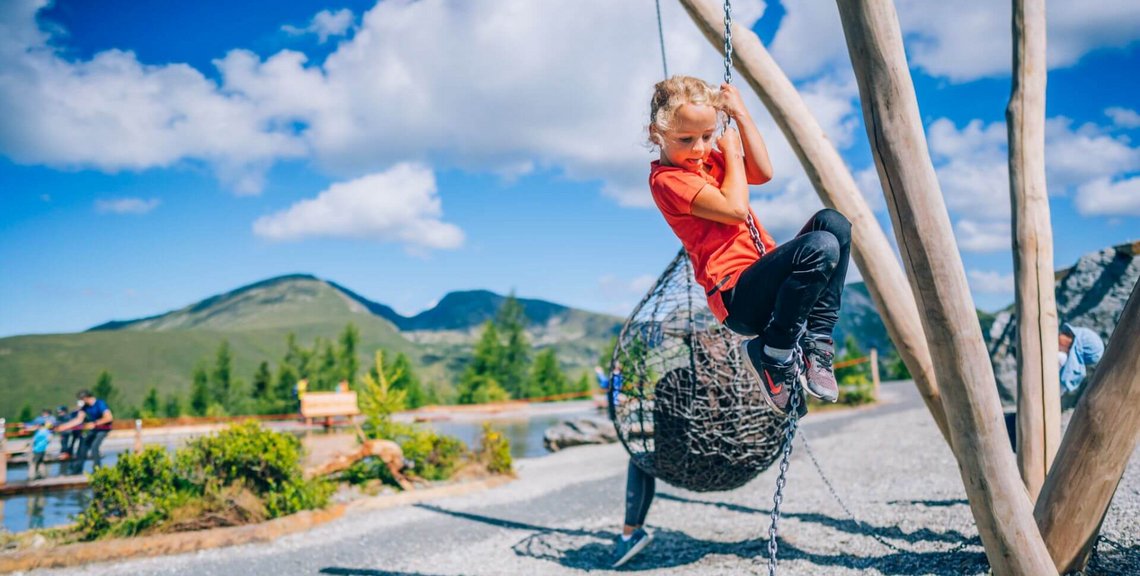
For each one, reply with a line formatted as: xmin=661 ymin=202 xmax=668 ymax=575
xmin=624 ymin=461 xmax=656 ymax=527
xmin=723 ymin=209 xmax=852 ymax=349
xmin=71 ymin=429 xmax=110 ymax=475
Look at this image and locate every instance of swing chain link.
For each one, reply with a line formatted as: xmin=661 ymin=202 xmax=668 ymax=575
xmin=767 ymin=384 xmax=802 ymax=575
xmin=723 ymin=0 xmax=733 ymax=85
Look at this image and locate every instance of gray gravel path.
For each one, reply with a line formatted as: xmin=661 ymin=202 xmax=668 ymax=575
xmin=20 ymin=381 xmax=1140 ymax=576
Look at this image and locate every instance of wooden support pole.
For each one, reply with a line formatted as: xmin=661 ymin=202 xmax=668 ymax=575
xmin=1008 ymin=0 xmax=1061 ymax=504
xmin=1 ymin=418 xmax=7 ymax=487
xmin=1035 ymin=282 xmax=1140 ymax=573
xmin=835 ymin=1 xmax=1055 ymax=573
xmin=870 ymin=348 xmax=880 ymax=398
xmin=678 ymin=0 xmax=951 ymax=447
xmin=134 ymin=419 xmax=143 ymax=453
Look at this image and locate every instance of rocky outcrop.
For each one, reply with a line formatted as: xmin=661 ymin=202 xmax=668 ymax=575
xmin=543 ymin=417 xmax=618 ymax=452
xmin=989 ymin=241 xmax=1140 ymax=407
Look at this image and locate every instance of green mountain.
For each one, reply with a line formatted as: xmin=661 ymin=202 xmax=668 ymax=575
xmin=0 ymin=275 xmax=622 ymax=421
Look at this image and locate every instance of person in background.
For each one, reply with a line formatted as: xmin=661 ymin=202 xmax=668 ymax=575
xmin=55 ymin=405 xmax=77 ymax=459
xmin=31 ymin=422 xmax=53 ymax=480
xmin=594 ymin=362 xmax=623 ymax=418
xmin=56 ymin=390 xmax=114 ymax=475
xmin=1058 ymin=322 xmax=1105 ymax=408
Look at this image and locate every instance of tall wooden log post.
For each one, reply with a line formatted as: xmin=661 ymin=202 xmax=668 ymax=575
xmin=1035 ymin=282 xmax=1140 ymax=573
xmin=678 ymin=0 xmax=951 ymax=447
xmin=1007 ymin=0 xmax=1061 ymax=502
xmin=835 ymin=1 xmax=1056 ymax=574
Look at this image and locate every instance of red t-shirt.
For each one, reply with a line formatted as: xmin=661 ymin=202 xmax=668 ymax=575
xmin=649 ymin=150 xmax=776 ymax=322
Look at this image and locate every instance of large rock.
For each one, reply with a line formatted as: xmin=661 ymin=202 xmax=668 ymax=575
xmin=989 ymin=241 xmax=1140 ymax=407
xmin=543 ymin=416 xmax=618 ymax=452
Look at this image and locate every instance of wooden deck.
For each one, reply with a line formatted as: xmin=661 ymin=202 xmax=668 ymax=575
xmin=0 ymin=475 xmax=89 ymax=497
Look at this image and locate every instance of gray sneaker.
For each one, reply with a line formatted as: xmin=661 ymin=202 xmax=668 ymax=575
xmin=611 ymin=528 xmax=652 ymax=568
xmin=741 ymin=339 xmax=805 ymax=417
xmin=802 ymin=337 xmax=839 ymax=402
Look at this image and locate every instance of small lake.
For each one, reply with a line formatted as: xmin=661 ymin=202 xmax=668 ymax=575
xmin=2 ymin=407 xmax=594 ymax=534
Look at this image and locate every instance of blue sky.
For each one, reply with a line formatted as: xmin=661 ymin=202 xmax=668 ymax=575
xmin=2 ymin=0 xmax=1139 ymax=338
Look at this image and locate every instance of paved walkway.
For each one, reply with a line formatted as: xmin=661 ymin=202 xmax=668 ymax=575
xmin=25 ymin=381 xmax=1140 ymax=575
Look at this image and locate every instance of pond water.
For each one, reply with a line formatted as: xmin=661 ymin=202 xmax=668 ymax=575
xmin=1 ymin=407 xmax=593 ymax=534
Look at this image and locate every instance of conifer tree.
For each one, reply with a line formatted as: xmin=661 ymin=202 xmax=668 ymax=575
xmin=252 ymin=361 xmax=272 ymax=402
xmin=529 ymin=348 xmax=568 ymax=398
xmin=163 ymin=393 xmax=182 ymax=418
xmin=211 ymin=340 xmax=233 ymax=401
xmin=389 ymin=352 xmax=427 ymax=408
xmin=337 ymin=324 xmax=360 ymax=386
xmin=93 ymin=370 xmax=117 ymax=407
xmin=496 ymin=295 xmax=530 ymax=397
xmin=459 ymin=321 xmax=507 ymax=404
xmin=142 ymin=387 xmax=160 ymax=417
xmin=190 ymin=363 xmax=210 ymax=416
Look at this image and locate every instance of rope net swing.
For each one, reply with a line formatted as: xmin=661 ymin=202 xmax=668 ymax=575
xmin=608 ymin=248 xmax=790 ymax=492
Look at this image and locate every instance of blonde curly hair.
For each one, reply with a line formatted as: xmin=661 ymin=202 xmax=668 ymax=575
xmin=647 ymin=75 xmax=725 ymax=149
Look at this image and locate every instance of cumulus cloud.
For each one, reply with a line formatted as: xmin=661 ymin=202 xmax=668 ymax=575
xmin=1106 ymin=107 xmax=1140 ymax=129
xmin=94 ymin=197 xmax=160 ymax=215
xmin=595 ymin=273 xmax=659 ymax=316
xmin=767 ymin=0 xmax=1140 ymax=82
xmin=282 ymin=9 xmax=355 ymax=43
xmin=252 ymin=163 xmax=463 ymax=251
xmin=967 ymin=269 xmax=1015 ymax=294
xmin=1075 ymin=176 xmax=1140 ymax=216
xmin=0 ymin=0 xmax=775 ymax=200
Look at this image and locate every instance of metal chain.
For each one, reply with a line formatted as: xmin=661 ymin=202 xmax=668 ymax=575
xmin=746 ymin=214 xmax=767 ymax=257
xmin=796 ymin=429 xmax=980 ymax=556
xmin=723 ymin=0 xmax=733 ymax=85
xmin=654 ymin=0 xmax=669 ymax=79
xmin=767 ymin=383 xmax=802 ymax=575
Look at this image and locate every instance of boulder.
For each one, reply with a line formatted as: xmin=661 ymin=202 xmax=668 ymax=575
xmin=543 ymin=417 xmax=618 ymax=452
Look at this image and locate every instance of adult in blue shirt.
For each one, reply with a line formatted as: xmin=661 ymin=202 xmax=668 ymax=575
xmin=56 ymin=389 xmax=114 ymax=475
xmin=1058 ymin=322 xmax=1105 ymax=406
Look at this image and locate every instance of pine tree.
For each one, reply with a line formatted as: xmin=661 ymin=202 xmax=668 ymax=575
xmin=142 ymin=387 xmax=160 ymax=417
xmin=163 ymin=393 xmax=182 ymax=418
xmin=93 ymin=370 xmax=117 ymax=407
xmin=211 ymin=340 xmax=233 ymax=401
xmin=275 ymin=363 xmax=300 ymax=412
xmin=316 ymin=339 xmax=338 ymax=390
xmin=389 ymin=352 xmax=427 ymax=408
xmin=190 ymin=363 xmax=210 ymax=416
xmin=284 ymin=332 xmax=313 ymax=380
xmin=18 ymin=404 xmax=33 ymax=423
xmin=252 ymin=361 xmax=272 ymax=401
xmin=337 ymin=323 xmax=360 ymax=386
xmin=574 ymin=372 xmax=591 ymax=394
xmin=459 ymin=321 xmax=507 ymax=404
xmin=496 ymin=295 xmax=530 ymax=398
xmin=529 ymin=348 xmax=568 ymax=398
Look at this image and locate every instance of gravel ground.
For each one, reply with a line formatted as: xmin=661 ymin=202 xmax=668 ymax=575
xmin=19 ymin=381 xmax=1140 ymax=576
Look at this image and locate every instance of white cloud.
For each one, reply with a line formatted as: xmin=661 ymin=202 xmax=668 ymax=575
xmin=282 ymin=9 xmax=355 ymax=43
xmin=954 ymin=219 xmax=1011 ymax=253
xmin=968 ymin=269 xmax=1015 ymax=294
xmin=1075 ymin=176 xmax=1140 ymax=216
xmin=767 ymin=0 xmax=1140 ymax=82
xmin=1 ymin=0 xmax=772 ymax=200
xmin=1106 ymin=107 xmax=1140 ymax=129
xmin=596 ymin=273 xmax=658 ymax=316
xmin=252 ymin=163 xmax=463 ymax=251
xmin=751 ymin=176 xmax=825 ymax=241
xmin=94 ymin=197 xmax=160 ymax=215
xmin=925 ymin=116 xmax=1140 ymax=222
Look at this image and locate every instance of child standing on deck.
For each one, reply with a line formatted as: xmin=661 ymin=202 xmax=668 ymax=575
xmin=610 ymin=76 xmax=852 ymax=568
xmin=32 ymin=422 xmax=53 ymax=480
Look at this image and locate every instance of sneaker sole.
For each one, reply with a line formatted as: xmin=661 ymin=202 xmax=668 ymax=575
xmin=740 ymin=340 xmax=787 ymax=417
xmin=804 ymin=384 xmax=839 ymax=403
xmin=612 ymin=533 xmax=653 ymax=568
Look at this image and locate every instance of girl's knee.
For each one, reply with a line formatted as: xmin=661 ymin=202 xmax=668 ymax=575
xmin=813 ymin=208 xmax=851 ymax=237
xmin=801 ymin=231 xmax=840 ymax=270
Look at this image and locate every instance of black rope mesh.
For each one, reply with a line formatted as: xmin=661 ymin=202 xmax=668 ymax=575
xmin=609 ymin=248 xmax=787 ymax=492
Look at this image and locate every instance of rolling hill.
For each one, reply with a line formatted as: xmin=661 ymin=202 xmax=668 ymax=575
xmin=0 ymin=275 xmax=622 ymax=420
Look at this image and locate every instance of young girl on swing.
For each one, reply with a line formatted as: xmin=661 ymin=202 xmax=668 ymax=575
xmin=610 ymin=75 xmax=852 ymax=568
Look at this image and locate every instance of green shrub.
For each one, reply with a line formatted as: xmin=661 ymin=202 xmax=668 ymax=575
xmin=75 ymin=422 xmax=331 ymax=540
xmin=475 ymin=423 xmax=513 ymax=475
xmin=75 ymin=446 xmax=181 ymax=539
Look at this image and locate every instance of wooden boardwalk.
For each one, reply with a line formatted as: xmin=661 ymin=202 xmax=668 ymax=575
xmin=0 ymin=475 xmax=89 ymax=497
